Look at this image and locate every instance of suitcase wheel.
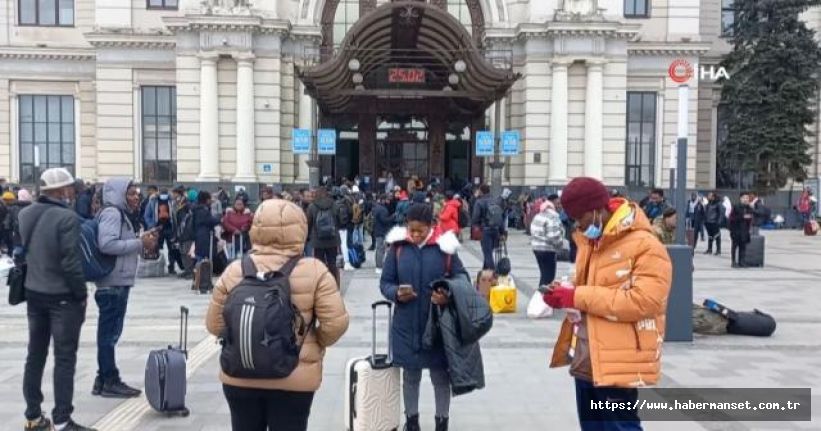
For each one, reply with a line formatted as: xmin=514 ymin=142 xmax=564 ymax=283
xmin=164 ymin=407 xmax=190 ymax=418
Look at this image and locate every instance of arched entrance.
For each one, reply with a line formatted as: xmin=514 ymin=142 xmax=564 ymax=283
xmin=299 ymin=1 xmax=517 ymax=189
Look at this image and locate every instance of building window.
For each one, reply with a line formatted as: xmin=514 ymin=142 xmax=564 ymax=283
xmin=447 ymin=0 xmax=473 ymax=35
xmin=333 ymin=0 xmax=359 ymax=47
xmin=147 ymin=0 xmax=177 ymax=10
xmin=721 ymin=0 xmax=735 ymax=37
xmin=142 ymin=86 xmax=177 ymax=184
xmin=624 ymin=0 xmax=649 ymax=18
xmin=625 ymin=92 xmax=656 ymax=188
xmin=18 ymin=0 xmax=74 ymax=26
xmin=18 ymin=95 xmax=75 ymax=184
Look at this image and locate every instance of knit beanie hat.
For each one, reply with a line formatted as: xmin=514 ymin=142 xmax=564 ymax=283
xmin=17 ymin=189 xmax=32 ymax=202
xmin=2 ymin=191 xmax=15 ymax=201
xmin=187 ymin=189 xmax=199 ymax=202
xmin=560 ymin=177 xmax=610 ymax=220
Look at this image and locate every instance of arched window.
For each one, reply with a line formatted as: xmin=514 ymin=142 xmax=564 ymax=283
xmin=447 ymin=0 xmax=473 ymax=35
xmin=333 ymin=0 xmax=359 ymax=47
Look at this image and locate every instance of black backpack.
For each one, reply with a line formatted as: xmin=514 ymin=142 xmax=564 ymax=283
xmin=335 ymin=199 xmax=352 ymax=227
xmin=177 ymin=208 xmax=195 ymax=242
xmin=485 ymin=200 xmax=505 ymax=230
xmin=315 ymin=207 xmax=337 ymax=241
xmin=220 ymin=256 xmax=313 ymax=379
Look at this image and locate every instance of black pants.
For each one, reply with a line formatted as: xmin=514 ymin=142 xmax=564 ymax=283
xmin=575 ymin=378 xmax=642 ymax=430
xmin=480 ymin=229 xmax=500 ymax=270
xmin=533 ymin=250 xmax=557 ymax=286
xmin=223 ymin=385 xmax=315 ymax=431
xmin=23 ymin=294 xmax=86 ymax=424
xmin=705 ymin=223 xmax=721 ymax=252
xmin=313 ymin=247 xmax=339 ymax=285
xmin=731 ymin=239 xmax=747 ymax=265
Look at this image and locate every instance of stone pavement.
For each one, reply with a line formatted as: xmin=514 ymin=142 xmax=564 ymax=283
xmin=0 ymin=229 xmax=819 ymax=430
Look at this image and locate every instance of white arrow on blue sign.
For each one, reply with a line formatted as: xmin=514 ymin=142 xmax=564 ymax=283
xmin=292 ymin=128 xmax=311 ymax=154
xmin=317 ymin=129 xmax=337 ymax=155
xmin=501 ymin=130 xmax=520 ymax=156
xmin=475 ymin=131 xmax=494 ymax=157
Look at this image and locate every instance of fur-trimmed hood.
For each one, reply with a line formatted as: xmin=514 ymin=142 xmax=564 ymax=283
xmin=385 ymin=226 xmax=461 ymax=255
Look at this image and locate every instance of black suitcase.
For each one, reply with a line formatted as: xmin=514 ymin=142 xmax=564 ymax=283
xmin=145 ymin=306 xmax=190 ymax=417
xmin=745 ymin=235 xmax=765 ymax=267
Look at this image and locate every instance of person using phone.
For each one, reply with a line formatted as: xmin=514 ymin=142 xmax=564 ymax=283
xmin=381 ymin=203 xmax=464 ymax=431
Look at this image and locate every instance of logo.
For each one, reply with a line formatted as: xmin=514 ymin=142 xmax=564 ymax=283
xmin=668 ymin=59 xmax=694 ymax=83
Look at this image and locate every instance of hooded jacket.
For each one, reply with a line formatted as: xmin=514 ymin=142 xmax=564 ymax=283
xmin=380 ymin=226 xmax=464 ymax=369
xmin=221 ymin=207 xmax=254 ymax=240
xmin=422 ymin=272 xmax=492 ymax=395
xmin=206 ymin=199 xmax=349 ymax=392
xmin=371 ymin=202 xmax=393 ymax=238
xmin=306 ymin=196 xmax=341 ymax=249
xmin=550 ymin=200 xmax=672 ymax=388
xmin=438 ymin=199 xmax=461 ymax=234
xmin=193 ymin=203 xmax=220 ymax=258
xmin=704 ymin=199 xmax=724 ymax=225
xmin=96 ymin=178 xmax=142 ymax=288
xmin=530 ymin=202 xmax=564 ymax=252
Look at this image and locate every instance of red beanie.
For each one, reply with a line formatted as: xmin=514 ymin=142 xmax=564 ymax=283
xmin=561 ymin=177 xmax=610 ymax=220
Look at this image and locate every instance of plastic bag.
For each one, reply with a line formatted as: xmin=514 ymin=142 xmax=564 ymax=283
xmin=526 ymin=291 xmax=553 ymax=319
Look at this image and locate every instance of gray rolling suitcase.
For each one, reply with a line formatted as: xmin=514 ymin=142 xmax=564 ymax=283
xmin=145 ymin=306 xmax=190 ymax=417
xmin=745 ymin=235 xmax=765 ymax=267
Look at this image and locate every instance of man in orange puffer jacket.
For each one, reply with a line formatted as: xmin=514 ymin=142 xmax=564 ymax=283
xmin=543 ymin=177 xmax=672 ymax=430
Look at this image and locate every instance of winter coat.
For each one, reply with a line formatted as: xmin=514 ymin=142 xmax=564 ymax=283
xmin=438 ymin=199 xmax=461 ymax=234
xmin=530 ymin=204 xmax=564 ymax=252
xmin=193 ymin=203 xmax=220 ymax=259
xmin=206 ymin=199 xmax=349 ymax=392
xmin=704 ymin=200 xmax=724 ymax=225
xmin=380 ymin=226 xmax=464 ymax=369
xmin=10 ymin=200 xmax=30 ymax=247
xmin=550 ymin=200 xmax=672 ymax=388
xmin=687 ymin=199 xmax=706 ymax=227
xmin=471 ymin=195 xmax=506 ymax=233
xmin=371 ymin=203 xmax=393 ymax=238
xmin=729 ymin=204 xmax=752 ymax=243
xmin=751 ymin=200 xmax=770 ymax=227
xmin=422 ymin=272 xmax=492 ymax=395
xmin=96 ymin=178 xmax=142 ymax=289
xmin=19 ymin=197 xmax=86 ymax=300
xmin=221 ymin=208 xmax=254 ymax=240
xmin=641 ymin=200 xmax=669 ymax=222
xmin=307 ymin=196 xmax=341 ymax=249
xmin=653 ymin=217 xmax=675 ymax=245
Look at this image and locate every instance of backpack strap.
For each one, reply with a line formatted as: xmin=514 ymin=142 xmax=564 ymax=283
xmin=240 ymin=255 xmax=258 ymax=279
xmin=277 ymin=256 xmax=302 ymax=277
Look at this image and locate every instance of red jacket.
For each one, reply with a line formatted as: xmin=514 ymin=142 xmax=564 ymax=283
xmin=438 ymin=199 xmax=461 ymax=234
xmin=221 ymin=208 xmax=254 ymax=240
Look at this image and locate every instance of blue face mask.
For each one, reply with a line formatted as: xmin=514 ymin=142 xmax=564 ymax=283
xmin=583 ymin=212 xmax=603 ymax=240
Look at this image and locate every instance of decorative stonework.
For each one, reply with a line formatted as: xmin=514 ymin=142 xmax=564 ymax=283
xmin=0 ymin=48 xmax=95 ymax=61
xmin=85 ymin=32 xmax=176 ymax=49
xmin=199 ymin=0 xmax=254 ymax=16
xmin=163 ymin=16 xmax=290 ymax=36
xmin=628 ymin=43 xmax=712 ymax=56
xmin=199 ymin=31 xmax=253 ymax=50
xmin=555 ymin=0 xmax=604 ymax=22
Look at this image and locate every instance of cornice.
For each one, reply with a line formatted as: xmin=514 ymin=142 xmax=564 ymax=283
xmin=514 ymin=21 xmax=641 ymax=41
xmin=0 ymin=47 xmax=95 ymax=61
xmin=163 ymin=15 xmax=291 ymax=35
xmin=628 ymin=42 xmax=712 ymax=56
xmin=84 ymin=31 xmax=175 ymax=49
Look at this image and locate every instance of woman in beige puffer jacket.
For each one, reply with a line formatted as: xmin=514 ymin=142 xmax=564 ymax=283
xmin=206 ymin=199 xmax=349 ymax=430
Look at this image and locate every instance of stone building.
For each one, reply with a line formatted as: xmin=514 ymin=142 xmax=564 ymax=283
xmin=1 ymin=0 xmax=820 ymax=190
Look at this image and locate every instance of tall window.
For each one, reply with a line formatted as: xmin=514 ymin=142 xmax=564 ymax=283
xmin=721 ymin=0 xmax=735 ymax=37
xmin=142 ymin=86 xmax=177 ymax=184
xmin=333 ymin=0 xmax=359 ymax=47
xmin=624 ymin=0 xmax=649 ymax=18
xmin=18 ymin=95 xmax=75 ymax=184
xmin=447 ymin=0 xmax=473 ymax=35
xmin=147 ymin=0 xmax=177 ymax=10
xmin=19 ymin=0 xmax=74 ymax=26
xmin=625 ymin=92 xmax=656 ymax=187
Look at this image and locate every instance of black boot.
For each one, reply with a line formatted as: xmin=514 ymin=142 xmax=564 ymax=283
xmin=404 ymin=414 xmax=420 ymax=431
xmin=435 ymin=416 xmax=449 ymax=431
xmin=91 ymin=375 xmax=103 ymax=395
xmin=714 ymin=237 xmax=721 ymax=255
xmin=704 ymin=238 xmax=713 ymax=255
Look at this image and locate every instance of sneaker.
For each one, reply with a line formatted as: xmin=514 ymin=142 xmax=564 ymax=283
xmin=344 ymin=264 xmax=355 ymax=271
xmin=435 ymin=416 xmax=449 ymax=431
xmin=375 ymin=268 xmax=382 ymax=275
xmin=98 ymin=379 xmax=141 ymax=398
xmin=714 ymin=251 xmax=721 ymax=256
xmin=91 ymin=375 xmax=103 ymax=395
xmin=703 ymin=250 xmax=712 ymax=255
xmin=167 ymin=268 xmax=177 ymax=276
xmin=24 ymin=416 xmax=51 ymax=431
xmin=57 ymin=419 xmax=98 ymax=431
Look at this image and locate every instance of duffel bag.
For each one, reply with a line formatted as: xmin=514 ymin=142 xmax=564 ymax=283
xmin=727 ymin=309 xmax=776 ymax=337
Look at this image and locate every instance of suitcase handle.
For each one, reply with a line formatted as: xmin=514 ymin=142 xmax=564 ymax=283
xmin=179 ymin=306 xmax=189 ymax=357
xmin=370 ymin=301 xmax=393 ymax=369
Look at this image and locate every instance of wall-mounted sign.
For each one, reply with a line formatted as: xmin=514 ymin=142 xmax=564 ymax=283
xmin=388 ymin=68 xmax=426 ymax=84
xmin=318 ymin=129 xmax=337 ymax=155
xmin=475 ymin=131 xmax=494 ymax=157
xmin=257 ymin=163 xmax=274 ymax=175
xmin=501 ymin=130 xmax=520 ymax=156
xmin=292 ymin=128 xmax=311 ymax=154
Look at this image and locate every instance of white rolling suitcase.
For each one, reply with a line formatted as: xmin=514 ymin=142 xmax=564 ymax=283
xmin=344 ymin=300 xmax=401 ymax=431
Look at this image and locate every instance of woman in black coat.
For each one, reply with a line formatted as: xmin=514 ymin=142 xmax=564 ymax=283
xmin=729 ymin=193 xmax=753 ymax=268
xmin=193 ymin=191 xmax=220 ymax=262
xmin=380 ymin=204 xmax=464 ymax=431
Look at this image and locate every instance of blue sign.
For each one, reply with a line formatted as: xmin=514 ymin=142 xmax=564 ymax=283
xmin=292 ymin=128 xmax=311 ymax=155
xmin=318 ymin=129 xmax=337 ymax=155
xmin=501 ymin=130 xmax=520 ymax=156
xmin=475 ymin=131 xmax=494 ymax=157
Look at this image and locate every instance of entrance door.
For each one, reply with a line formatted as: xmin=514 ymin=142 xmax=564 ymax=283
xmin=445 ymin=124 xmax=471 ymax=192
xmin=376 ymin=116 xmax=429 ymax=185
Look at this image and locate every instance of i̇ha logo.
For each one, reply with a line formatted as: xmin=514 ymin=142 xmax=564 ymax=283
xmin=668 ymin=59 xmax=730 ymax=83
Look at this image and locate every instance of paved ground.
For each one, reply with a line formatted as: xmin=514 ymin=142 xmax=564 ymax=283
xmin=0 ymin=229 xmax=819 ymax=430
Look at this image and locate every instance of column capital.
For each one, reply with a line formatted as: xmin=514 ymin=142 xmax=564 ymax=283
xmin=551 ymin=57 xmax=574 ymax=68
xmin=585 ymin=58 xmax=607 ymax=68
xmin=198 ymin=51 xmax=220 ymax=63
xmin=234 ymin=52 xmax=256 ymax=64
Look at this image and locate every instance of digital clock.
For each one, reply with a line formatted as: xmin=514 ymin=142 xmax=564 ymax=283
xmin=388 ymin=68 xmax=426 ymax=84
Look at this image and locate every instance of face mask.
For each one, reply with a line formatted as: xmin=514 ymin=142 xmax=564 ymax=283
xmin=583 ymin=211 xmax=603 ymax=240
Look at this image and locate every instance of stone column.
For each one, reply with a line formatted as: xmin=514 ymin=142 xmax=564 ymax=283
xmin=584 ymin=59 xmax=604 ymax=179
xmin=549 ymin=58 xmax=571 ymax=184
xmin=197 ymin=52 xmax=220 ymax=181
xmin=234 ymin=53 xmax=257 ymax=182
xmin=297 ymin=83 xmax=312 ymax=183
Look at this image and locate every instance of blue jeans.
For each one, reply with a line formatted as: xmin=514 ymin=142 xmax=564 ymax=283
xmin=95 ymin=286 xmax=131 ymax=381
xmin=480 ymin=228 xmax=500 ymax=270
xmin=575 ymin=378 xmax=642 ymax=431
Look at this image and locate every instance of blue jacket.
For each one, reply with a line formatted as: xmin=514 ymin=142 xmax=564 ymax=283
xmin=380 ymin=227 xmax=464 ymax=370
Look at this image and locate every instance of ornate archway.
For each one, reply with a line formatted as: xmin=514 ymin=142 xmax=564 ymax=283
xmin=319 ymin=0 xmax=486 ymax=56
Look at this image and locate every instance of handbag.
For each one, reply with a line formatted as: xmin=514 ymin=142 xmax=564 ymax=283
xmin=526 ymin=290 xmax=553 ymax=319
xmin=8 ymin=206 xmax=53 ymax=306
xmin=470 ymin=225 xmax=483 ymax=241
xmin=489 ymin=275 xmax=517 ymax=314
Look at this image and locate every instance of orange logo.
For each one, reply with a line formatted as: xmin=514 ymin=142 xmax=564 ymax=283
xmin=668 ymin=59 xmax=693 ymax=84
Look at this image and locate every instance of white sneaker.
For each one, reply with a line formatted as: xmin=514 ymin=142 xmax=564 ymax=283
xmin=375 ymin=268 xmax=382 ymax=275
xmin=344 ymin=264 xmax=355 ymax=271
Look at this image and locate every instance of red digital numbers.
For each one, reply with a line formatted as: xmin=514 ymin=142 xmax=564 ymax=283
xmin=388 ymin=68 xmax=425 ymax=84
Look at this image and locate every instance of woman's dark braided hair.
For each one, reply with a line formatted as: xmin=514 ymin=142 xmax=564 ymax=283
xmin=406 ymin=203 xmax=434 ymax=225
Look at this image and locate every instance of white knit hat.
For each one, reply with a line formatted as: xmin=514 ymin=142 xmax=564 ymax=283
xmin=40 ymin=167 xmax=75 ymax=191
